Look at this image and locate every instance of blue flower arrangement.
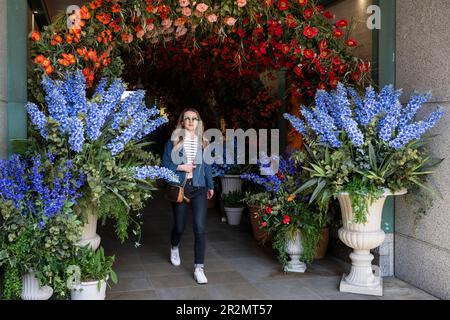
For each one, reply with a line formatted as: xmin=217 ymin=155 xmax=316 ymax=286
xmin=284 ymin=84 xmax=444 ymax=223
xmin=0 ymin=154 xmax=85 ymax=299
xmin=25 ymin=70 xmax=178 ymax=243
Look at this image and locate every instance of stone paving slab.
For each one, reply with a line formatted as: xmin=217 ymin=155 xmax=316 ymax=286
xmin=100 ymin=191 xmax=438 ymax=300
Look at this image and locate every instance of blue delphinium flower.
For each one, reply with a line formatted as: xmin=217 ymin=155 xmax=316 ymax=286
xmin=389 ymin=107 xmax=443 ymax=149
xmin=27 ymin=102 xmax=48 ymax=139
xmin=285 ymin=84 xmax=443 ymax=150
xmin=42 ymin=76 xmax=69 ymax=132
xmin=63 ymin=70 xmax=87 ymax=116
xmin=134 ymin=165 xmax=179 ymax=184
xmin=68 ymin=117 xmax=85 ymax=152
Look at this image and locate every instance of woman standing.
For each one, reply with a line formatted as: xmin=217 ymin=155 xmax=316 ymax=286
xmin=162 ymin=108 xmax=214 ymax=284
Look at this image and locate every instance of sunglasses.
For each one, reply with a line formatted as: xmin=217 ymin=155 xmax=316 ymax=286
xmin=183 ymin=117 xmax=199 ymax=122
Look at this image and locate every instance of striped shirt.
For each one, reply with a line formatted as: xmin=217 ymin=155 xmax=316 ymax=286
xmin=184 ymin=136 xmax=198 ymax=179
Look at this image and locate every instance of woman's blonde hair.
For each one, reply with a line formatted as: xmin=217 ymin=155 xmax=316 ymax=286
xmin=172 ymin=108 xmax=209 ymax=150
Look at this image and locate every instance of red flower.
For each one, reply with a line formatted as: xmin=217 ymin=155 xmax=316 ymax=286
xmin=304 ymin=7 xmax=314 ymax=19
xmin=333 ymin=28 xmax=344 ymax=38
xmin=320 ymin=49 xmax=331 ymax=59
xmin=282 ymin=215 xmax=291 ymax=225
xmin=294 ymin=66 xmax=303 ymax=77
xmin=347 ymin=39 xmax=358 ymax=47
xmin=331 ymin=56 xmax=342 ymax=65
xmin=303 ymin=26 xmax=318 ymax=39
xmin=277 ymin=0 xmax=289 ymax=11
xmin=298 ymin=0 xmax=308 ymax=7
xmin=261 ymin=221 xmax=267 ymax=228
xmin=303 ymin=49 xmax=316 ymax=59
xmin=265 ymin=206 xmax=272 ymax=214
xmin=303 ymin=49 xmax=315 ymax=59
xmin=351 ymin=71 xmax=362 ymax=81
xmin=316 ymin=4 xmax=325 ymax=12
xmin=285 ymin=14 xmax=298 ymax=28
xmin=318 ymin=39 xmax=327 ymax=50
xmin=265 ymin=0 xmax=274 ymax=6
xmin=281 ymin=44 xmax=291 ymax=54
xmin=322 ymin=11 xmax=334 ymax=20
xmin=336 ymin=19 xmax=348 ymax=27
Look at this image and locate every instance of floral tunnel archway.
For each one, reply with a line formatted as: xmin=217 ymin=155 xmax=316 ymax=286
xmin=30 ymin=0 xmax=371 ymax=140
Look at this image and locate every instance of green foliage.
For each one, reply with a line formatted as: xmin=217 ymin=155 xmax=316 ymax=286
xmin=67 ymin=246 xmax=117 ymax=291
xmin=2 ymin=266 xmax=22 ymax=300
xmin=222 ymin=191 xmax=244 ymax=208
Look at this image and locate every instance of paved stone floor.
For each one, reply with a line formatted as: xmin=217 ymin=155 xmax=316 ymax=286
xmin=100 ymin=191 xmax=437 ymax=300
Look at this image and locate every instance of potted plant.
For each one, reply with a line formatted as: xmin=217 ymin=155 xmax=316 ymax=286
xmin=25 ymin=71 xmax=179 ymax=249
xmin=284 ymin=84 xmax=443 ymax=295
xmin=241 ymin=191 xmax=271 ymax=243
xmin=260 ymin=191 xmax=323 ymax=273
xmin=68 ymin=246 xmax=118 ymax=300
xmin=0 ymin=154 xmax=84 ymax=300
xmin=222 ymin=191 xmax=245 ymax=225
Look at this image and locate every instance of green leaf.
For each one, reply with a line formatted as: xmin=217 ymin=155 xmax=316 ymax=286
xmin=310 ymin=179 xmax=327 ymax=204
xmin=368 ymin=143 xmax=378 ymax=171
xmin=294 ymin=178 xmax=318 ymax=195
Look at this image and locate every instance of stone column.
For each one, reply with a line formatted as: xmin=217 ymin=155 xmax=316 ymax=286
xmin=395 ymin=0 xmax=450 ymax=300
xmin=0 ymin=0 xmax=8 ymax=159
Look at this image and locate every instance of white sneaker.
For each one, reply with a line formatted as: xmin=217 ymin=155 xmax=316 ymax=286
xmin=194 ymin=266 xmax=208 ymax=284
xmin=170 ymin=247 xmax=181 ymax=266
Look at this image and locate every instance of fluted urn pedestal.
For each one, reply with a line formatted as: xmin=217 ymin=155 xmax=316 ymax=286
xmin=77 ymin=205 xmax=101 ymax=251
xmin=337 ymin=189 xmax=406 ymax=296
xmin=285 ymin=230 xmax=307 ymax=273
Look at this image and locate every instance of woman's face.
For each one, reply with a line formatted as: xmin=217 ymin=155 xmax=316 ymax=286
xmin=182 ymin=111 xmax=199 ymax=132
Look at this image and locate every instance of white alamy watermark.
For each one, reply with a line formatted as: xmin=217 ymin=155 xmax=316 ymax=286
xmin=170 ymin=129 xmax=280 ymax=175
xmin=367 ymin=5 xmax=381 ymax=30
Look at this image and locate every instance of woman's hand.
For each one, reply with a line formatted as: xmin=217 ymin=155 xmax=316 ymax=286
xmin=207 ymin=189 xmax=214 ymax=200
xmin=177 ymin=162 xmax=196 ymax=173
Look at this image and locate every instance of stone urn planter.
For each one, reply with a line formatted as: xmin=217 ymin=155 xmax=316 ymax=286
xmin=77 ymin=206 xmax=101 ymax=251
xmin=224 ymin=206 xmax=244 ymax=225
xmin=338 ymin=189 xmax=406 ymax=296
xmin=71 ymin=279 xmax=108 ymax=300
xmin=220 ymin=175 xmax=242 ymax=195
xmin=285 ymin=230 xmax=307 ymax=273
xmin=21 ymin=272 xmax=53 ymax=300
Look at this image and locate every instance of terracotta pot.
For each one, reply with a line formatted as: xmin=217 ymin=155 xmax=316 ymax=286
xmin=314 ymin=228 xmax=330 ymax=260
xmin=248 ymin=205 xmax=270 ymax=243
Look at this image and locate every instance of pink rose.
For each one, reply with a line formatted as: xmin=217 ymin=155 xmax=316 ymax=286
xmin=161 ymin=19 xmax=173 ymax=29
xmin=181 ymin=7 xmax=192 ymax=16
xmin=207 ymin=14 xmax=218 ymax=23
xmin=146 ymin=24 xmax=154 ymax=32
xmin=179 ymin=0 xmax=190 ymax=7
xmin=196 ymin=3 xmax=208 ymax=13
xmin=175 ymin=26 xmax=188 ymax=38
xmin=236 ymin=0 xmax=247 ymax=7
xmin=136 ymin=29 xmax=145 ymax=39
xmin=225 ymin=17 xmax=237 ymax=26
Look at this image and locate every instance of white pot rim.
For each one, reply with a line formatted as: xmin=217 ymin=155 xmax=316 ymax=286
xmin=224 ymin=206 xmax=244 ymax=210
xmin=339 ymin=188 xmax=407 ymax=197
xmin=222 ymin=175 xmax=241 ymax=178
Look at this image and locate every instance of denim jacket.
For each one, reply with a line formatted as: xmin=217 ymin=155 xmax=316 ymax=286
xmin=162 ymin=139 xmax=214 ymax=189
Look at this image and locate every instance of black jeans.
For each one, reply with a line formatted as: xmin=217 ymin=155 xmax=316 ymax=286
xmin=170 ymin=179 xmax=207 ymax=265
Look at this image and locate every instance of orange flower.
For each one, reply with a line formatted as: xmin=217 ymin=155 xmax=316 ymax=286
xmin=66 ymin=35 xmax=73 ymax=44
xmin=346 ymin=39 xmax=358 ymax=47
xmin=41 ymin=59 xmax=51 ymax=68
xmin=34 ymin=54 xmax=45 ymax=64
xmin=80 ymin=6 xmax=91 ymax=19
xmin=51 ymin=35 xmax=63 ymax=46
xmin=30 ymin=31 xmax=41 ymax=42
xmin=96 ymin=12 xmax=111 ymax=25
xmin=111 ymin=4 xmax=121 ymax=13
xmin=45 ymin=65 xmax=54 ymax=75
xmin=287 ymin=194 xmax=296 ymax=202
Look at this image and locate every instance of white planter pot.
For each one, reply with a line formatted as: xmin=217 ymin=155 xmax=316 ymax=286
xmin=224 ymin=207 xmax=244 ymax=225
xmin=220 ymin=175 xmax=242 ymax=195
xmin=338 ymin=189 xmax=406 ymax=296
xmin=21 ymin=272 xmax=53 ymax=300
xmin=285 ymin=230 xmax=307 ymax=273
xmin=71 ymin=279 xmax=107 ymax=300
xmin=78 ymin=210 xmax=101 ymax=251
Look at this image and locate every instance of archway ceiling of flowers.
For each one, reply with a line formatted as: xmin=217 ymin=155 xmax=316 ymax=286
xmin=31 ymin=0 xmax=372 ymax=128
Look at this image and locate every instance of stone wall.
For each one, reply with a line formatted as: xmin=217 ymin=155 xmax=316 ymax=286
xmin=395 ymin=0 xmax=450 ymax=300
xmin=0 ymin=0 xmax=8 ymax=159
